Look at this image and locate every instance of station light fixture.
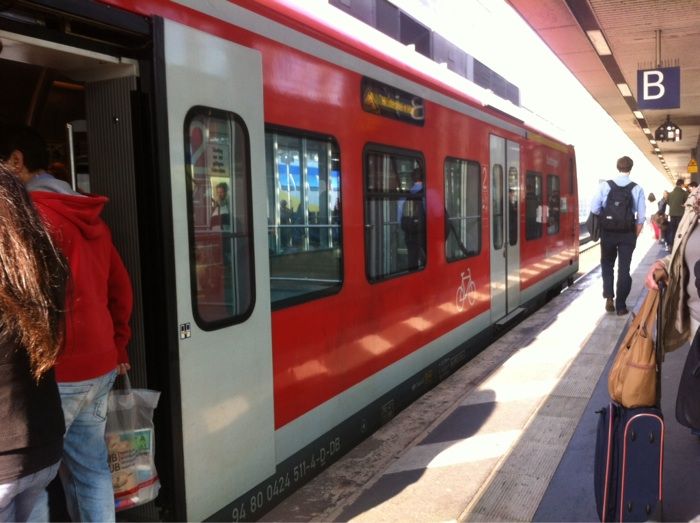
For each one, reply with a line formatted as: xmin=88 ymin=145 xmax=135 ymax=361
xmin=655 ymin=114 xmax=682 ymax=142
xmin=616 ymin=83 xmax=632 ymax=97
xmin=586 ymin=30 xmax=612 ymax=55
xmin=578 ymin=18 xmax=675 ymax=179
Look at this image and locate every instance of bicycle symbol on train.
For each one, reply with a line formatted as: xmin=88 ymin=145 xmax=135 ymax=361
xmin=456 ymin=268 xmax=477 ymax=311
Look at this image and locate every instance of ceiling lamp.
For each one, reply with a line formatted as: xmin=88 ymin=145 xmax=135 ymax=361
xmin=655 ymin=114 xmax=682 ymax=142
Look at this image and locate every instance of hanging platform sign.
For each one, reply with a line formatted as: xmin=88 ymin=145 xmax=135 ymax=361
xmin=637 ymin=66 xmax=680 ymax=109
xmin=361 ymin=77 xmax=425 ymax=126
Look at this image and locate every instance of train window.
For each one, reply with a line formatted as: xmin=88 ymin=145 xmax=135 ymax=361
xmin=185 ymin=107 xmax=254 ymax=328
xmin=547 ymin=175 xmax=561 ymax=235
xmin=508 ymin=165 xmax=519 ymax=247
xmin=525 ymin=171 xmax=543 ymax=240
xmin=492 ymin=163 xmax=504 ymax=250
xmin=265 ymin=129 xmax=342 ymax=308
xmin=444 ymin=158 xmax=481 ymax=261
xmin=364 ymin=146 xmax=425 ymax=281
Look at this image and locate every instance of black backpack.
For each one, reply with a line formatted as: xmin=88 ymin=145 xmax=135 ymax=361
xmin=601 ymin=180 xmax=636 ymax=232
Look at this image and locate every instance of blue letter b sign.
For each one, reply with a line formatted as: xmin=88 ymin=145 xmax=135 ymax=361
xmin=637 ymin=67 xmax=680 ymax=109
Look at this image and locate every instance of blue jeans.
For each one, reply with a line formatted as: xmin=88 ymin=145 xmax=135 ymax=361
xmin=58 ymin=370 xmax=118 ymax=522
xmin=600 ymin=230 xmax=637 ymax=312
xmin=0 ymin=462 xmax=59 ymax=522
xmin=667 ymin=215 xmax=682 ymax=250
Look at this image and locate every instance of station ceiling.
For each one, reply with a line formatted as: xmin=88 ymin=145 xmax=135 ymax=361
xmin=507 ymin=0 xmax=700 ymax=184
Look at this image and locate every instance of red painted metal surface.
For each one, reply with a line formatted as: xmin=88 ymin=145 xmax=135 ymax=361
xmin=102 ymin=0 xmax=578 ymax=428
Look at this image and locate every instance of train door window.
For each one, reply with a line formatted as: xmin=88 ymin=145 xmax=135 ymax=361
xmin=265 ymin=129 xmax=342 ymax=307
xmin=364 ymin=146 xmax=425 ymax=281
xmin=525 ymin=171 xmax=543 ymax=240
xmin=547 ymin=175 xmax=560 ymax=235
xmin=492 ymin=163 xmax=504 ymax=250
xmin=508 ymin=166 xmax=519 ymax=246
xmin=185 ymin=107 xmax=254 ymax=328
xmin=444 ymin=157 xmax=480 ymax=261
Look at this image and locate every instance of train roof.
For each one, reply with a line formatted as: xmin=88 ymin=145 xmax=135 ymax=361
xmin=100 ymin=0 xmax=572 ymax=151
xmin=245 ymin=0 xmax=572 ymax=150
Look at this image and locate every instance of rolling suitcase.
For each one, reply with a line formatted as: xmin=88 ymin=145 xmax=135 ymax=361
xmin=594 ymin=284 xmax=665 ymax=522
xmin=595 ymin=403 xmax=664 ymax=522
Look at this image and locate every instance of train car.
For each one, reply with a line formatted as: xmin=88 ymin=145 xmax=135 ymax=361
xmin=0 ymin=0 xmax=578 ymax=520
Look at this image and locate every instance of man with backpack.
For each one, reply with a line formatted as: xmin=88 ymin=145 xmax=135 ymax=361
xmin=590 ymin=156 xmax=646 ymax=316
xmin=666 ymin=178 xmax=688 ymax=250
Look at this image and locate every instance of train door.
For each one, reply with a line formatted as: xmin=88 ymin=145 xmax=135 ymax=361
xmin=489 ymin=135 xmax=521 ymax=321
xmin=157 ymin=19 xmax=275 ymax=521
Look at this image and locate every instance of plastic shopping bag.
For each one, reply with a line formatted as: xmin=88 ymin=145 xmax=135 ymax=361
xmin=105 ymin=373 xmax=161 ymax=512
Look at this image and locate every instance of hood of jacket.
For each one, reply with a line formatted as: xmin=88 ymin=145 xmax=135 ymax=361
xmin=31 ymin=191 xmax=109 ymax=241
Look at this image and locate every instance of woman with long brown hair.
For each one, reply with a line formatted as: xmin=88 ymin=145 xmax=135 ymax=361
xmin=0 ymin=163 xmax=69 ymax=522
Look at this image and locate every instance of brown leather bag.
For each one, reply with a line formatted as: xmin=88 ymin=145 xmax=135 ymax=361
xmin=608 ymin=289 xmax=660 ymax=408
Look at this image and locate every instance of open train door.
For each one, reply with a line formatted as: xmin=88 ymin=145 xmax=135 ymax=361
xmin=156 ymin=18 xmax=275 ymax=521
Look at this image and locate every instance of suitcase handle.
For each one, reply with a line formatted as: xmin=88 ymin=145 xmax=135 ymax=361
xmin=655 ymin=281 xmax=665 ymax=407
xmin=655 ymin=281 xmax=665 ymax=359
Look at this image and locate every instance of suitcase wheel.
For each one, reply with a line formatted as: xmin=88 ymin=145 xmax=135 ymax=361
xmin=626 ymin=502 xmax=654 ymax=514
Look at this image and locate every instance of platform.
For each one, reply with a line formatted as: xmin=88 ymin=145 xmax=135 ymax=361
xmin=261 ymin=232 xmax=700 ymax=522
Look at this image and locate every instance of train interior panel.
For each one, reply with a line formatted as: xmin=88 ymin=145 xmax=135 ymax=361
xmin=0 ymin=41 xmax=149 ymax=382
xmin=0 ymin=31 xmax=166 ymax=518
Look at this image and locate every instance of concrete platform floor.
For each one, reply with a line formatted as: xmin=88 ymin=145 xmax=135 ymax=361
xmin=262 ymin=232 xmax=699 ymax=522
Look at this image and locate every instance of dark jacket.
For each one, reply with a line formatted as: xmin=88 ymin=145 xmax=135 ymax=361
xmin=0 ymin=339 xmax=64 ymax=482
xmin=586 ymin=211 xmax=600 ymax=242
xmin=668 ymin=186 xmax=688 ymax=217
xmin=658 ymin=198 xmax=668 ymax=214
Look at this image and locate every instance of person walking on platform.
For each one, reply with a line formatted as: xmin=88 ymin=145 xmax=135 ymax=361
xmin=590 ymin=155 xmax=646 ymax=316
xmin=647 ymin=192 xmax=661 ymax=240
xmin=646 ymin=182 xmax=700 ymax=350
xmin=666 ymin=178 xmax=688 ymax=251
xmin=0 ymin=164 xmax=69 ymax=522
xmin=658 ymin=190 xmax=669 ymax=216
xmin=0 ymin=125 xmax=133 ymax=522
xmin=654 ymin=190 xmax=670 ymax=247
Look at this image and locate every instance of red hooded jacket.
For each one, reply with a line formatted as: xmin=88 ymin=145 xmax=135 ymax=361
xmin=30 ymin=191 xmax=133 ymax=382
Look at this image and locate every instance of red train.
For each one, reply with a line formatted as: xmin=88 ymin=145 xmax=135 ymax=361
xmin=0 ymin=0 xmax=578 ymax=520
